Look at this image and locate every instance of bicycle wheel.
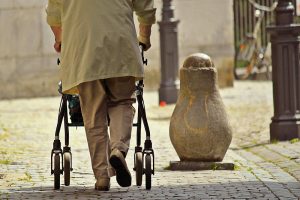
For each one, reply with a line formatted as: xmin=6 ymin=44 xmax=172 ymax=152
xmin=54 ymin=154 xmax=61 ymax=190
xmin=145 ymin=154 xmax=152 ymax=190
xmin=235 ymin=56 xmax=257 ymax=80
xmin=135 ymin=152 xmax=143 ymax=186
xmin=64 ymin=152 xmax=71 ymax=186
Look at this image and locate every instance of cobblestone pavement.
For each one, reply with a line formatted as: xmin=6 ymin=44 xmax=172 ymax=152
xmin=0 ymin=81 xmax=299 ymax=199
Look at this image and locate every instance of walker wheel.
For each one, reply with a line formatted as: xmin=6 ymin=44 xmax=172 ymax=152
xmin=54 ymin=154 xmax=61 ymax=190
xmin=135 ymin=152 xmax=143 ymax=186
xmin=64 ymin=152 xmax=71 ymax=186
xmin=145 ymin=154 xmax=152 ymax=190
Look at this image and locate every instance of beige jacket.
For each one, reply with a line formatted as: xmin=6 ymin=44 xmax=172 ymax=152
xmin=46 ymin=0 xmax=156 ymax=94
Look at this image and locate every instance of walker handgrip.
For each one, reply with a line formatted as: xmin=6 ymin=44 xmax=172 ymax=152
xmin=139 ymin=44 xmax=148 ymax=66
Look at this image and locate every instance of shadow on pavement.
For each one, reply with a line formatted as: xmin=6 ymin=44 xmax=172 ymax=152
xmin=1 ymin=181 xmax=299 ymax=199
xmin=230 ymin=141 xmax=271 ymax=150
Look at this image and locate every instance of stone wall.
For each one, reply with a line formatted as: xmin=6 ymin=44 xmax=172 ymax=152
xmin=0 ymin=0 xmax=59 ymax=99
xmin=0 ymin=0 xmax=234 ymax=99
xmin=147 ymin=0 xmax=234 ymax=90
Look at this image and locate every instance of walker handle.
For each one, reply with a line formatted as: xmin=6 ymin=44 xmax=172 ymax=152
xmin=139 ymin=44 xmax=148 ymax=66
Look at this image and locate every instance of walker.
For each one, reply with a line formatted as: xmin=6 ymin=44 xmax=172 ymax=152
xmin=50 ymin=47 xmax=154 ymax=190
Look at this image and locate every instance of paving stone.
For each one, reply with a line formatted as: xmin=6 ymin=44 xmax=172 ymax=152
xmin=0 ymin=81 xmax=299 ymax=199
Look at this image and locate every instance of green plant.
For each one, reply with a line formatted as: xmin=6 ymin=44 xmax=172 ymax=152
xmin=0 ymin=132 xmax=10 ymax=140
xmin=7 ymin=183 xmax=15 ymax=187
xmin=234 ymin=164 xmax=240 ymax=171
xmin=18 ymin=172 xmax=32 ymax=182
xmin=290 ymin=138 xmax=299 ymax=144
xmin=163 ymin=165 xmax=171 ymax=170
xmin=212 ymin=163 xmax=219 ymax=171
xmin=39 ymin=175 xmax=46 ymax=181
xmin=0 ymin=151 xmax=8 ymax=155
xmin=0 ymin=159 xmax=11 ymax=165
xmin=270 ymin=139 xmax=278 ymax=144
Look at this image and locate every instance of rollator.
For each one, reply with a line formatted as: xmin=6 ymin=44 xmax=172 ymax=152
xmin=50 ymin=47 xmax=155 ymax=190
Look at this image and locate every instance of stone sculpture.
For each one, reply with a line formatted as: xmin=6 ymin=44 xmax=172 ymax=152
xmin=169 ymin=53 xmax=232 ymax=162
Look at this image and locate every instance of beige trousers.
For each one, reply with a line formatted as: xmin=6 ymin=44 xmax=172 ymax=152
xmin=77 ymin=77 xmax=136 ymax=179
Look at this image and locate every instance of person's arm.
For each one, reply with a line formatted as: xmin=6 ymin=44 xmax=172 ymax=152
xmin=133 ymin=0 xmax=156 ymax=51
xmin=46 ymin=0 xmax=62 ymax=52
xmin=50 ymin=26 xmax=62 ymax=52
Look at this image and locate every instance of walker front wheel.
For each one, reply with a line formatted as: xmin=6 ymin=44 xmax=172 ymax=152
xmin=64 ymin=152 xmax=71 ymax=186
xmin=135 ymin=152 xmax=143 ymax=186
xmin=54 ymin=154 xmax=61 ymax=190
xmin=145 ymin=154 xmax=152 ymax=190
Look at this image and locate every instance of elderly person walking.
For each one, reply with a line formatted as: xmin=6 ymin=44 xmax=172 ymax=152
xmin=46 ymin=0 xmax=156 ymax=191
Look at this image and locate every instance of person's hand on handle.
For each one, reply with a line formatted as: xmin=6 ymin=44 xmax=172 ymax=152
xmin=51 ymin=26 xmax=62 ymax=53
xmin=54 ymin=40 xmax=61 ymax=53
xmin=138 ymin=24 xmax=152 ymax=51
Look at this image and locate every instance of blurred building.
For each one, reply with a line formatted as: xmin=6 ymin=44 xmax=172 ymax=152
xmin=0 ymin=0 xmax=234 ymax=99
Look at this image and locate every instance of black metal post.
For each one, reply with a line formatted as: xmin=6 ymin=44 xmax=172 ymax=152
xmin=267 ymin=0 xmax=300 ymax=141
xmin=158 ymin=0 xmax=179 ymax=104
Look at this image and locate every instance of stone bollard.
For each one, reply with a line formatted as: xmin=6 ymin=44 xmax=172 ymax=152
xmin=169 ymin=53 xmax=232 ymax=162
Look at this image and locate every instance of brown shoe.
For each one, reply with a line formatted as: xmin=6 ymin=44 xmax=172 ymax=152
xmin=95 ymin=178 xmax=110 ymax=191
xmin=109 ymin=149 xmax=132 ymax=187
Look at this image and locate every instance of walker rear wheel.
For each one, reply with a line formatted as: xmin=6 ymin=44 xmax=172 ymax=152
xmin=135 ymin=152 xmax=143 ymax=186
xmin=145 ymin=154 xmax=152 ymax=190
xmin=64 ymin=152 xmax=71 ymax=186
xmin=54 ymin=154 xmax=61 ymax=190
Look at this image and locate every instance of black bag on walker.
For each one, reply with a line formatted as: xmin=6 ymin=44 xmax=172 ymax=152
xmin=67 ymin=95 xmax=83 ymax=123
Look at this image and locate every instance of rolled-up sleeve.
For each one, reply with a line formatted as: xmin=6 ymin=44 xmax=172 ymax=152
xmin=46 ymin=0 xmax=62 ymax=26
xmin=133 ymin=0 xmax=156 ymax=25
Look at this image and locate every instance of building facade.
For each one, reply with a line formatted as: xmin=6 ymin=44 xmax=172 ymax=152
xmin=0 ymin=0 xmax=234 ymax=99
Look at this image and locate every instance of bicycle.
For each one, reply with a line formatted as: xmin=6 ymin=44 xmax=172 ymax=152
xmin=234 ymin=0 xmax=277 ymax=80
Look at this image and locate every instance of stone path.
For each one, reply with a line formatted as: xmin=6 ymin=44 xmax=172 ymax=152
xmin=0 ymin=81 xmax=299 ymax=199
